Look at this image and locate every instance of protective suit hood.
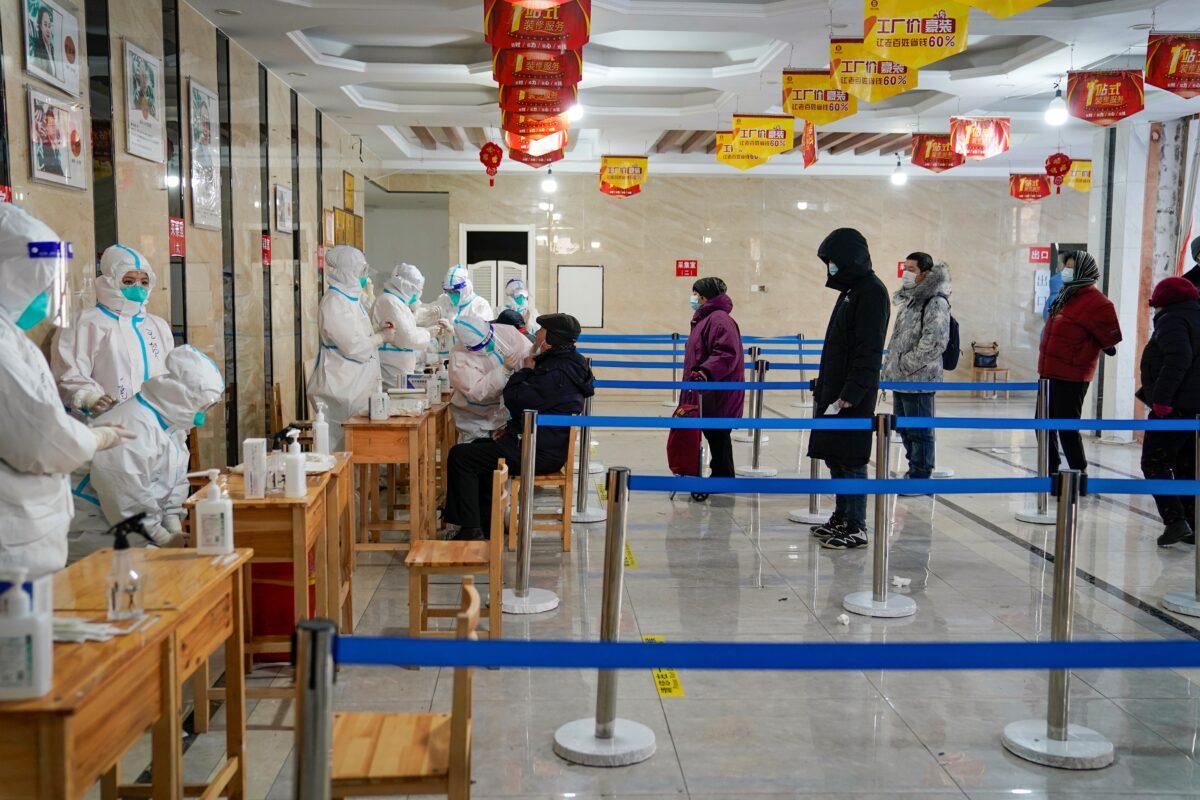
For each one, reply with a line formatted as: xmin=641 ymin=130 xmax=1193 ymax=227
xmin=0 ymin=204 xmax=68 ymax=324
xmin=138 ymin=345 xmax=225 ymax=431
xmin=505 ymin=277 xmax=529 ymax=302
xmin=386 ymin=262 xmax=424 ymax=300
xmin=453 ymin=313 xmax=494 ymax=351
xmin=326 ymin=245 xmax=368 ymax=295
xmin=443 ymin=264 xmax=477 ymax=309
xmin=96 ymin=244 xmax=157 ymax=317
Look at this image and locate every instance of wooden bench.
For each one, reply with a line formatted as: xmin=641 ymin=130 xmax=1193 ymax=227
xmin=507 ymin=426 xmax=577 ymax=553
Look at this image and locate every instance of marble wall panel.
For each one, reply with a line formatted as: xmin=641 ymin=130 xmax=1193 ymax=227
xmin=266 ymin=71 xmax=295 ymax=421
xmin=298 ymin=97 xmax=320 ymax=401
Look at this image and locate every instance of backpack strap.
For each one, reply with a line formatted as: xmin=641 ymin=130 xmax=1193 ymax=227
xmin=919 ymin=293 xmax=950 ymax=332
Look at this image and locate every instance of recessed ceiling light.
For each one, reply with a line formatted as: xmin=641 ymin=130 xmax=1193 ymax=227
xmin=831 ymin=22 xmax=850 ymax=30
xmin=214 ymin=8 xmax=242 ymax=16
xmin=1130 ymin=23 xmax=1152 ymax=30
xmin=289 ymin=71 xmax=307 ymax=78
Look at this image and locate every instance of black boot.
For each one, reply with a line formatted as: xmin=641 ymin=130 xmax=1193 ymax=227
xmin=451 ymin=527 xmax=486 ymax=542
xmin=1157 ymin=519 xmax=1193 ymax=547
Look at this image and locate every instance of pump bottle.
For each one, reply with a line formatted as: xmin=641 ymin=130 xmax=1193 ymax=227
xmin=285 ymin=429 xmax=306 ymax=498
xmin=370 ymin=380 xmax=389 ymax=421
xmin=187 ymin=469 xmax=234 ymax=555
xmin=0 ymin=567 xmax=52 ymax=700
xmin=312 ymin=400 xmax=330 ymax=455
xmin=107 ymin=514 xmax=151 ymax=621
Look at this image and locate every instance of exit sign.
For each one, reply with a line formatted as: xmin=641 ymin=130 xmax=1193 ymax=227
xmin=1029 ymin=246 xmax=1051 ymax=264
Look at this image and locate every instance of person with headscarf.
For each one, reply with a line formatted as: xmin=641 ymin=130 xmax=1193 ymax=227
xmin=447 ymin=312 xmax=532 ymax=442
xmin=503 ymin=277 xmax=541 ymax=335
xmin=52 ymin=244 xmax=174 ymax=415
xmin=682 ymin=276 xmax=744 ymax=490
xmin=1038 ymin=250 xmax=1122 ymax=474
xmin=442 ymin=313 xmax=593 ymax=541
xmin=68 ymin=345 xmax=224 ymax=558
xmin=372 ymin=262 xmax=433 ymax=389
xmin=807 ymin=228 xmax=890 ymax=550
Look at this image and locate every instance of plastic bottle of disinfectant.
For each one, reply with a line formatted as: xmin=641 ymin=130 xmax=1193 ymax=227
xmin=312 ymin=400 xmax=330 ymax=455
xmin=285 ymin=429 xmax=306 ymax=499
xmin=187 ymin=469 xmax=234 ymax=555
xmin=0 ymin=567 xmax=52 ymax=700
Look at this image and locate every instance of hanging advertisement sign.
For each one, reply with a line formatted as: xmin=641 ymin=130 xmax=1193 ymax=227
xmin=261 ymin=232 xmax=271 ymax=268
xmin=499 ymin=84 xmax=578 ymax=114
xmin=1145 ymin=32 xmax=1200 ymax=100
xmin=862 ymin=0 xmax=969 ymax=70
xmin=509 ymin=147 xmax=564 ymax=168
xmin=1064 ymin=159 xmax=1092 ymax=193
xmin=962 ymin=0 xmax=1049 ymax=17
xmin=501 ymin=110 xmax=568 ymax=140
xmin=830 ymin=37 xmax=916 ymax=103
xmin=0 ymin=186 xmax=11 ymax=203
xmin=781 ymin=69 xmax=857 ymax=125
xmin=730 ymin=114 xmax=794 ymax=159
xmin=505 ymin=129 xmax=567 ymax=155
xmin=168 ymin=216 xmax=185 ymax=258
xmin=599 ymin=155 xmax=648 ymax=197
xmin=507 ymin=0 xmax=574 ymax=8
xmin=798 ymin=121 xmax=818 ymax=168
xmin=1009 ymin=173 xmax=1051 ymax=202
xmin=910 ymin=133 xmax=965 ymax=172
xmin=484 ymin=0 xmax=590 ymax=51
xmin=949 ymin=116 xmax=1010 ymax=160
xmin=492 ymin=48 xmax=582 ymax=87
xmin=715 ymin=131 xmax=766 ymax=171
xmin=1066 ymin=69 xmax=1144 ymax=127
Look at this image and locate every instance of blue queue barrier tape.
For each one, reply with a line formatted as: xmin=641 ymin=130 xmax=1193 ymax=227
xmin=897 ymin=416 xmax=1200 ymax=432
xmin=578 ymin=347 xmax=825 ymax=356
xmin=537 ymin=414 xmax=872 ymax=431
xmin=594 ymin=380 xmax=812 ymax=391
xmin=590 ymin=360 xmax=822 ymax=370
xmin=333 ymin=637 xmax=1200 ymax=672
xmin=577 ymin=335 xmax=824 ymax=344
xmin=1089 ymin=478 xmax=1200 ymax=496
xmin=880 ymin=381 xmax=1040 ymax=392
xmin=753 ymin=349 xmax=826 ymax=356
xmin=627 ymin=475 xmax=1049 ymax=495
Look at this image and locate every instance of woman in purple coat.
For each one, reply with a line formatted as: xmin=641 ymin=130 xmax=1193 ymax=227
xmin=683 ymin=277 xmax=744 ymax=484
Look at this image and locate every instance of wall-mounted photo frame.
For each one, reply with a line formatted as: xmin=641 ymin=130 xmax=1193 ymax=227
xmin=188 ymin=78 xmax=221 ymax=230
xmin=343 ymin=170 xmax=354 ymax=211
xmin=123 ymin=40 xmax=165 ymax=163
xmin=23 ymin=0 xmax=81 ymax=97
xmin=334 ymin=207 xmax=349 ymax=245
xmin=275 ymin=184 xmax=294 ymax=233
xmin=28 ymin=87 xmax=86 ymax=189
xmin=557 ymin=264 xmax=604 ymax=328
xmin=324 ymin=209 xmax=335 ymax=245
xmin=353 ymin=214 xmax=364 ymax=251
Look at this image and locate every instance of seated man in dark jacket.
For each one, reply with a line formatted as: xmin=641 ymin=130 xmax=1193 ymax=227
xmin=443 ymin=313 xmax=595 ymax=541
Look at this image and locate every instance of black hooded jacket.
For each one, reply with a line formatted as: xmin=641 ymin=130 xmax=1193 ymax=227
xmin=499 ymin=345 xmax=595 ymax=472
xmin=1139 ymin=299 xmax=1200 ymax=413
xmin=807 ymin=228 xmax=891 ymax=466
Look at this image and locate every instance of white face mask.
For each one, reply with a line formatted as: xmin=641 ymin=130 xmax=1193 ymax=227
xmin=1061 ymin=268 xmax=1075 ymax=282
xmin=901 ymin=272 xmax=917 ymax=289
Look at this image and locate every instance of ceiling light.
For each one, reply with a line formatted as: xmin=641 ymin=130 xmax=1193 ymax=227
xmin=214 ymin=7 xmax=242 ymax=15
xmin=541 ymin=169 xmax=558 ymax=194
xmin=538 ymin=201 xmax=550 ymax=211
xmin=796 ymin=201 xmax=809 ymax=210
xmin=164 ymin=174 xmax=180 ymax=189
xmin=891 ymin=157 xmax=908 ymax=187
xmin=1044 ymin=87 xmax=1068 ymax=126
xmin=590 ymin=240 xmax=601 ymax=249
xmin=552 ymin=212 xmax=562 ymax=222
xmin=702 ymin=235 xmax=713 ymax=245
xmin=566 ymin=104 xmax=584 ymax=122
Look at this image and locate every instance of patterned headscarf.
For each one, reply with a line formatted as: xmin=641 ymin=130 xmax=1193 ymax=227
xmin=1047 ymin=250 xmax=1100 ymax=319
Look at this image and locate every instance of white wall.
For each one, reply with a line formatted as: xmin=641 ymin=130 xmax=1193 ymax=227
xmin=364 ymin=190 xmax=450 ymax=301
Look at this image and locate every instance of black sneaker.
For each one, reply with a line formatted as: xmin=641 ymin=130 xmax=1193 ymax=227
xmin=811 ymin=520 xmax=845 ymax=540
xmin=821 ymin=529 xmax=869 ymax=550
xmin=451 ymin=527 xmax=486 ymax=542
xmin=1158 ymin=519 xmax=1194 ymax=548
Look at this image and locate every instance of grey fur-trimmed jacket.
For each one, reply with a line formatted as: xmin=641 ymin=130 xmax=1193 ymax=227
xmin=881 ymin=262 xmax=952 ymax=384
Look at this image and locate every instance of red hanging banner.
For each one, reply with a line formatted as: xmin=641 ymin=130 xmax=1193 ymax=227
xmin=0 ymin=185 xmax=12 ymax=203
xmin=949 ymin=116 xmax=1010 ymax=160
xmin=1145 ymin=32 xmax=1200 ymax=100
xmin=261 ymin=232 xmax=272 ymax=268
xmin=499 ymin=84 xmax=578 ymax=114
xmin=168 ymin=216 xmax=186 ymax=258
xmin=910 ymin=133 xmax=965 ymax=172
xmin=484 ymin=0 xmax=590 ymax=51
xmin=505 ymin=129 xmax=567 ymax=155
xmin=1066 ymin=69 xmax=1145 ymax=127
xmin=799 ymin=121 xmax=818 ymax=169
xmin=506 ymin=0 xmax=573 ymax=8
xmin=501 ymin=110 xmax=569 ymax=140
xmin=493 ymin=48 xmax=582 ymax=87
xmin=1009 ymin=173 xmax=1051 ymax=202
xmin=509 ymin=148 xmax=564 ymax=168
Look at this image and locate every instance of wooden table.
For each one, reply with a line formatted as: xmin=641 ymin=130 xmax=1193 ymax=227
xmin=325 ymin=452 xmax=356 ymax=632
xmin=343 ymin=412 xmax=437 ymax=554
xmin=433 ymin=396 xmax=456 ymax=507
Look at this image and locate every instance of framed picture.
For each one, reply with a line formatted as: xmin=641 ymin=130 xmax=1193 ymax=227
xmin=334 ymin=208 xmax=348 ymax=245
xmin=323 ymin=209 xmax=335 ymax=245
xmin=123 ymin=40 xmax=165 ymax=162
xmin=28 ymin=87 xmax=86 ymax=189
xmin=23 ymin=0 xmax=81 ymax=97
xmin=343 ymin=171 xmax=354 ymax=211
xmin=557 ymin=264 xmax=604 ymax=327
xmin=275 ymin=184 xmax=294 ymax=233
xmin=353 ymin=214 xmax=364 ymax=250
xmin=188 ymin=79 xmax=221 ymax=230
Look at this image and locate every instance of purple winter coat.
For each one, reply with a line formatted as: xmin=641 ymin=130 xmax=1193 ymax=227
xmin=683 ymin=293 xmax=744 ymax=418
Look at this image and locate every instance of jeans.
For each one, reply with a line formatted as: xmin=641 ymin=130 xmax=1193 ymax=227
xmin=826 ymin=461 xmax=868 ymax=532
xmin=1141 ymin=421 xmax=1197 ymax=527
xmin=893 ymin=391 xmax=935 ymax=478
xmin=702 ymin=429 xmax=735 ymax=478
xmin=1047 ymin=378 xmax=1089 ymax=473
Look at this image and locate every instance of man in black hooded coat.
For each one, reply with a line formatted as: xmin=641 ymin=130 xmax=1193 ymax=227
xmin=807 ymin=228 xmax=891 ymax=549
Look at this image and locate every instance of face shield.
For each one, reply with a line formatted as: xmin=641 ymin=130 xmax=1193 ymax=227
xmin=17 ymin=239 xmax=73 ymax=330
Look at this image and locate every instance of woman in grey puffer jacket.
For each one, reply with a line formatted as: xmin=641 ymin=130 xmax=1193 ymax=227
xmin=882 ymin=255 xmax=951 ymax=479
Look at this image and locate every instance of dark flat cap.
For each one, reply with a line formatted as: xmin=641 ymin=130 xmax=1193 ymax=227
xmin=536 ymin=313 xmax=582 ymax=345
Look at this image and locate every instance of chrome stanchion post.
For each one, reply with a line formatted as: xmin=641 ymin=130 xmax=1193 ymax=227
xmin=792 ymin=332 xmax=812 ymax=409
xmin=662 ymin=332 xmax=681 ymax=407
xmin=1017 ymin=377 xmax=1056 ymax=525
xmin=733 ymin=346 xmax=765 ymax=444
xmin=1003 ymin=470 xmax=1114 ymax=769
xmin=503 ymin=410 xmax=559 ymax=614
xmin=789 ymin=379 xmax=830 ymax=524
xmin=843 ymin=414 xmax=917 ymax=618
xmin=577 ymin=356 xmax=605 ymax=476
xmin=1162 ymin=415 xmax=1200 ymax=616
xmin=294 ymin=619 xmax=336 ymax=800
xmin=737 ymin=359 xmax=778 ymax=477
xmin=574 ymin=391 xmax=607 ymax=523
xmin=554 ymin=468 xmax=657 ymax=766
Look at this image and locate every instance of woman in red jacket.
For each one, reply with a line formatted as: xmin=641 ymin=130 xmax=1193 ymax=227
xmin=1038 ymin=251 xmax=1123 ymax=473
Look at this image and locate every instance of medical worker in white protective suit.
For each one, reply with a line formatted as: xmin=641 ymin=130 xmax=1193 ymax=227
xmin=371 ymin=262 xmax=433 ymax=389
xmin=307 ymin=245 xmax=386 ymax=449
xmin=68 ymin=345 xmax=224 ymax=559
xmin=503 ymin=277 xmax=541 ymax=336
xmin=52 ymin=243 xmax=174 ymax=414
xmin=448 ymin=313 xmax=532 ymax=441
xmin=0 ymin=204 xmax=134 ymax=577
xmin=440 ymin=264 xmax=492 ymax=327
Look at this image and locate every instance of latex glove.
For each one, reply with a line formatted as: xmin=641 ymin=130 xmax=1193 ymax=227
xmin=1153 ymin=403 xmax=1174 ymax=417
xmin=72 ymin=388 xmax=115 ymax=413
xmin=146 ymin=524 xmax=184 ymax=548
xmin=435 ymin=318 xmax=453 ymax=335
xmin=92 ymin=425 xmax=136 ymax=451
xmin=162 ymin=515 xmax=183 ymax=536
xmin=502 ymin=349 xmax=524 ymax=371
xmin=369 ymin=332 xmax=386 ymax=348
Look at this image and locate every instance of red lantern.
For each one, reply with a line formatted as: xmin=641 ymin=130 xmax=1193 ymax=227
xmin=479 ymin=141 xmax=503 ymax=187
xmin=1045 ymin=152 xmax=1072 ymax=194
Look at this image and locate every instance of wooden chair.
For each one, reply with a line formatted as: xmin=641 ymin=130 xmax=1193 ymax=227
xmin=405 ymin=461 xmax=508 ymax=639
xmin=331 ymin=579 xmax=478 ymax=799
xmin=507 ymin=426 xmax=576 ymax=553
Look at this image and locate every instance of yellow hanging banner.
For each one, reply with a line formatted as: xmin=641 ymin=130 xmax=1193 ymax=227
xmin=598 ymin=155 xmax=648 ymax=197
xmin=1064 ymin=160 xmax=1092 ymax=193
xmin=863 ymin=0 xmax=969 ymax=70
xmin=730 ymin=114 xmax=794 ymax=158
xmin=782 ymin=69 xmax=857 ymax=126
xmin=962 ymin=0 xmax=1049 ymax=17
xmin=830 ymin=37 xmax=917 ymax=103
xmin=715 ymin=131 xmax=766 ymax=171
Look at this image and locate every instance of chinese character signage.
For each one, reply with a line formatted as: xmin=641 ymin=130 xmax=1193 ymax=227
xmin=505 ymin=129 xmax=567 ymax=155
xmin=910 ymin=133 xmax=964 ymax=173
xmin=962 ymin=0 xmax=1049 ymax=17
xmin=509 ymin=147 xmax=563 ymax=168
xmin=715 ymin=131 xmax=766 ymax=171
xmin=799 ymin=121 xmax=818 ymax=168
xmin=599 ymin=155 xmax=648 ymax=198
xmin=261 ymin=232 xmax=271 ymax=268
xmin=1029 ymin=246 xmax=1051 ymax=264
xmin=0 ymin=185 xmax=11 ymax=203
xmin=1064 ymin=160 xmax=1092 ymax=193
xmin=830 ymin=37 xmax=916 ymax=103
xmin=863 ymin=0 xmax=968 ymax=70
xmin=949 ymin=116 xmax=1010 ymax=160
xmin=730 ymin=114 xmax=794 ymax=159
xmin=492 ymin=48 xmax=582 ymax=87
xmin=676 ymin=259 xmax=698 ymax=277
xmin=499 ymin=84 xmax=578 ymax=114
xmin=1145 ymin=32 xmax=1200 ymax=100
xmin=501 ymin=110 xmax=568 ymax=140
xmin=781 ymin=69 xmax=857 ymax=126
xmin=484 ymin=0 xmax=590 ymax=51
xmin=168 ymin=216 xmax=186 ymax=258
xmin=1067 ymin=69 xmax=1144 ymax=127
xmin=1009 ymin=173 xmax=1051 ymax=202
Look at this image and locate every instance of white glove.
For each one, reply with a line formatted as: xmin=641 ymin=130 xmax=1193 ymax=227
xmin=72 ymin=389 xmax=116 ymax=413
xmin=435 ymin=318 xmax=453 ymax=335
xmin=369 ymin=332 xmax=386 ymax=348
xmin=162 ymin=515 xmax=183 ymax=536
xmin=92 ymin=425 xmax=136 ymax=451
xmin=502 ymin=349 xmax=525 ymax=371
xmin=146 ymin=524 xmax=184 ymax=548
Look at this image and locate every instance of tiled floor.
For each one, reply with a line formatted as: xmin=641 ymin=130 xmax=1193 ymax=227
xmin=93 ymin=395 xmax=1200 ymax=799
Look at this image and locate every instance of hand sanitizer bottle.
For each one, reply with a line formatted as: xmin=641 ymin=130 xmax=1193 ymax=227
xmin=285 ymin=429 xmax=306 ymax=499
xmin=187 ymin=469 xmax=234 ymax=555
xmin=0 ymin=567 xmax=52 ymax=700
xmin=312 ymin=400 xmax=330 ymax=455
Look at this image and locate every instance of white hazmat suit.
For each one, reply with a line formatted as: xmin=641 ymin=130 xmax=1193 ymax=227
xmin=442 ymin=264 xmax=493 ymax=325
xmin=68 ymin=345 xmax=225 ymax=559
xmin=504 ymin=277 xmax=541 ymax=335
xmin=52 ymin=244 xmax=174 ymax=412
xmin=307 ymin=246 xmax=384 ymax=449
xmin=447 ymin=313 xmax=531 ymax=441
xmin=0 ymin=205 xmax=131 ymax=578
xmin=371 ymin=263 xmax=432 ymax=388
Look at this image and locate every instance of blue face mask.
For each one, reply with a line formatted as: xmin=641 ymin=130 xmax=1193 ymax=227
xmin=359 ymin=276 xmax=369 ymax=290
xmin=121 ymin=284 xmax=149 ymax=304
xmin=193 ymin=411 xmax=207 ymax=427
xmin=827 ymin=262 xmax=839 ymax=277
xmin=690 ymin=296 xmax=701 ymax=311
xmin=408 ymin=293 xmax=420 ymax=306
xmin=514 ymin=295 xmax=527 ymax=307
xmin=448 ymin=291 xmax=462 ymax=306
xmin=15 ymin=292 xmax=50 ymax=330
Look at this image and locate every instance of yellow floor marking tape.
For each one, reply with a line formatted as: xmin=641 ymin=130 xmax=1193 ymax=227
xmin=624 ymin=542 xmax=638 ymax=569
xmin=596 ymin=481 xmax=608 ymax=502
xmin=642 ymin=635 xmax=685 ymax=697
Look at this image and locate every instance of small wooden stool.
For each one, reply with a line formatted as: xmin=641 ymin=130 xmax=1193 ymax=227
xmin=972 ymin=366 xmax=1012 ymax=399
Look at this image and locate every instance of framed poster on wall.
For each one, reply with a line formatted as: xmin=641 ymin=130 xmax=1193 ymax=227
xmin=353 ymin=214 xmax=364 ymax=250
xmin=23 ymin=0 xmax=81 ymax=97
xmin=275 ymin=184 xmax=293 ymax=233
xmin=324 ymin=209 xmax=335 ymax=245
xmin=343 ymin=171 xmax=355 ymax=212
xmin=188 ymin=79 xmax=220 ymax=230
xmin=123 ymin=40 xmax=165 ymax=163
xmin=27 ymin=87 xmax=86 ymax=189
xmin=334 ymin=208 xmax=348 ymax=245
xmin=556 ymin=264 xmax=604 ymax=328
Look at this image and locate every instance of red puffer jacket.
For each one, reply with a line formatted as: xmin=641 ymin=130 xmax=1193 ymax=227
xmin=1038 ymin=285 xmax=1123 ymax=382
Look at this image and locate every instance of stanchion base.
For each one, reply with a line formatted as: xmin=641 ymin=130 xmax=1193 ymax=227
xmin=589 ymin=462 xmax=605 ymax=475
xmin=662 ymin=400 xmax=678 ymax=408
xmin=842 ymin=591 xmax=918 ymax=618
xmin=932 ymin=467 xmax=955 ymax=478
xmin=502 ymin=588 xmax=559 ymax=615
xmin=573 ymin=504 xmax=608 ymax=524
xmin=553 ymin=718 xmax=656 ymax=767
xmin=1001 ymin=719 xmax=1114 ymax=770
xmin=788 ymin=508 xmax=829 ymax=524
xmin=1162 ymin=592 xmax=1200 ymax=617
xmin=736 ymin=465 xmax=778 ymax=477
xmin=731 ymin=433 xmax=769 ymax=444
xmin=791 ymin=400 xmax=813 ymax=409
xmin=1015 ymin=509 xmax=1057 ymax=525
